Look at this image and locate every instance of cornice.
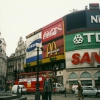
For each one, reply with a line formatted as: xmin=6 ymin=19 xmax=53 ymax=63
xmin=66 ymin=67 xmax=100 ymax=71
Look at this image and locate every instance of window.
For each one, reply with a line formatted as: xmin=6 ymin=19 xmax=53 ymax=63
xmin=60 ymin=62 xmax=64 ymax=69
xmin=57 ymin=84 xmax=61 ymax=87
xmin=83 ymin=87 xmax=94 ymax=90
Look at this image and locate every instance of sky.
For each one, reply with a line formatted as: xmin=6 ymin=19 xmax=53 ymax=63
xmin=0 ymin=0 xmax=99 ymax=57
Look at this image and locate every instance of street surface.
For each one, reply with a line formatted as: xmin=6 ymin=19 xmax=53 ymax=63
xmin=0 ymin=91 xmax=100 ymax=100
xmin=22 ymin=93 xmax=100 ymax=100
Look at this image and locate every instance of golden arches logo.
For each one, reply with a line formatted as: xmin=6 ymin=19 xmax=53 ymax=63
xmin=46 ymin=41 xmax=59 ymax=57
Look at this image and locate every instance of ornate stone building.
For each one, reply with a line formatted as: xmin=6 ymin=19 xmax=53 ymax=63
xmin=6 ymin=37 xmax=26 ymax=85
xmin=0 ymin=34 xmax=7 ymax=86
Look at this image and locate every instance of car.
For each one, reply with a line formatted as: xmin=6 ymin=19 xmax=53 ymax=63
xmin=53 ymin=83 xmax=65 ymax=94
xmin=75 ymin=86 xmax=100 ymax=97
xmin=11 ymin=85 xmax=27 ymax=94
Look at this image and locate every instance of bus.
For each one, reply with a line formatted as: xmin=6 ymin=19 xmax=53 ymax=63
xmin=14 ymin=71 xmax=55 ymax=93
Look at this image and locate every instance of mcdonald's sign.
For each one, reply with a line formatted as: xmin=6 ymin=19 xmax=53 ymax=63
xmin=46 ymin=41 xmax=60 ymax=57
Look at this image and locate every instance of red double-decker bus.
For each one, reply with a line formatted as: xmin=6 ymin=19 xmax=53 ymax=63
xmin=14 ymin=71 xmax=55 ymax=93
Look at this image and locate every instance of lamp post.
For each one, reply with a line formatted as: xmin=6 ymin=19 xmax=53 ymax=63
xmin=53 ymin=64 xmax=58 ymax=83
xmin=17 ymin=69 xmax=20 ymax=95
xmin=35 ymin=43 xmax=43 ymax=100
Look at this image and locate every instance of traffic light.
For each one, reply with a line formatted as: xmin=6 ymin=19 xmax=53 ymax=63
xmin=17 ymin=70 xmax=19 ymax=80
xmin=13 ymin=69 xmax=17 ymax=80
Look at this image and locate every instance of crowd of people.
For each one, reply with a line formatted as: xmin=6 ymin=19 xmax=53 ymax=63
xmin=0 ymin=84 xmax=12 ymax=92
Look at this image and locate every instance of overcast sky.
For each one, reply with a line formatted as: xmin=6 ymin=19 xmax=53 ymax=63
xmin=0 ymin=0 xmax=99 ymax=57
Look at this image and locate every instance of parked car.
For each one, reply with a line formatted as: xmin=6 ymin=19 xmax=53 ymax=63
xmin=53 ymin=83 xmax=65 ymax=94
xmin=11 ymin=85 xmax=27 ymax=94
xmin=75 ymin=86 xmax=100 ymax=97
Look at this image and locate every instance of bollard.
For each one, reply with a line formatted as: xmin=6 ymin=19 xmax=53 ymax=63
xmin=64 ymin=87 xmax=66 ymax=97
xmin=21 ymin=87 xmax=22 ymax=96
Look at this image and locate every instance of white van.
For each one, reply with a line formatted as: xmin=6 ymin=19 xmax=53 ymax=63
xmin=12 ymin=85 xmax=27 ymax=94
xmin=53 ymin=83 xmax=65 ymax=94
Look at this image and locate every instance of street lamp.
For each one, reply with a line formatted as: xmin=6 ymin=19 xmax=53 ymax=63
xmin=53 ymin=64 xmax=58 ymax=83
xmin=17 ymin=69 xmax=20 ymax=95
xmin=35 ymin=43 xmax=43 ymax=100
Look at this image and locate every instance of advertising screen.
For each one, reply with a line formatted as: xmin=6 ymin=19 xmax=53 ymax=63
xmin=86 ymin=10 xmax=100 ymax=28
xmin=65 ymin=31 xmax=100 ymax=51
xmin=65 ymin=11 xmax=87 ymax=32
xmin=26 ymin=32 xmax=42 ymax=63
xmin=65 ymin=10 xmax=100 ymax=33
xmin=66 ymin=49 xmax=100 ymax=69
xmin=89 ymin=3 xmax=99 ymax=10
xmin=42 ymin=18 xmax=64 ymax=43
xmin=42 ymin=38 xmax=64 ymax=59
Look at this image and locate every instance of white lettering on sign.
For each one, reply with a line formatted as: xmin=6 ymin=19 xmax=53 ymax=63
xmin=91 ymin=15 xmax=100 ymax=23
xmin=19 ymin=78 xmax=42 ymax=82
xmin=83 ymin=33 xmax=100 ymax=42
xmin=43 ymin=24 xmax=62 ymax=40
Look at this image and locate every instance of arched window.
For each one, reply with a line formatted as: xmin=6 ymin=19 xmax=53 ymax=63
xmin=80 ymin=72 xmax=92 ymax=78
xmin=94 ymin=71 xmax=100 ymax=78
xmin=68 ymin=72 xmax=78 ymax=79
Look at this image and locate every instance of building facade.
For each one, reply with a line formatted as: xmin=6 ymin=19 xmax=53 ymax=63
xmin=6 ymin=37 xmax=26 ymax=85
xmin=0 ymin=34 xmax=7 ymax=86
xmin=24 ymin=4 xmax=100 ymax=92
xmin=25 ymin=18 xmax=65 ymax=84
xmin=63 ymin=9 xmax=100 ymax=92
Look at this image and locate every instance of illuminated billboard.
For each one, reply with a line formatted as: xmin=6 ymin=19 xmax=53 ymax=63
xmin=42 ymin=38 xmax=64 ymax=58
xmin=42 ymin=18 xmax=64 ymax=43
xmin=26 ymin=32 xmax=42 ymax=63
xmin=65 ymin=31 xmax=100 ymax=51
xmin=65 ymin=10 xmax=100 ymax=32
xmin=65 ymin=49 xmax=100 ymax=69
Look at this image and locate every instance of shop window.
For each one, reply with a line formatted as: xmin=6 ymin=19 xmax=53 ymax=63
xmin=81 ymin=80 xmax=92 ymax=86
xmin=60 ymin=62 xmax=64 ymax=69
xmin=57 ymin=76 xmax=63 ymax=84
xmin=69 ymin=81 xmax=78 ymax=85
xmin=94 ymin=71 xmax=100 ymax=78
xmin=68 ymin=72 xmax=78 ymax=79
xmin=80 ymin=72 xmax=92 ymax=78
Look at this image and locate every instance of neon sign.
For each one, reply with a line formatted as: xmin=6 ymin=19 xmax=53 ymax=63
xmin=71 ymin=52 xmax=100 ymax=65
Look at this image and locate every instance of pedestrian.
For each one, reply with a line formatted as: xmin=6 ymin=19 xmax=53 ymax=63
xmin=9 ymin=84 xmax=12 ymax=92
xmin=43 ymin=75 xmax=53 ymax=100
xmin=77 ymin=82 xmax=84 ymax=100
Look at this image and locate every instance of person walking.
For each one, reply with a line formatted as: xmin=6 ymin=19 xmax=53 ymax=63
xmin=9 ymin=84 xmax=12 ymax=92
xmin=77 ymin=82 xmax=84 ymax=100
xmin=43 ymin=75 xmax=53 ymax=100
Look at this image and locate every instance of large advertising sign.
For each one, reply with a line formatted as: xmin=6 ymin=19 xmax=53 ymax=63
xmin=42 ymin=18 xmax=64 ymax=43
xmin=66 ymin=49 xmax=100 ymax=69
xmin=65 ymin=31 xmax=100 ymax=51
xmin=89 ymin=3 xmax=99 ymax=10
xmin=43 ymin=38 xmax=64 ymax=58
xmin=66 ymin=11 xmax=86 ymax=32
xmin=26 ymin=32 xmax=42 ymax=63
xmin=65 ymin=10 xmax=100 ymax=32
xmin=87 ymin=11 xmax=100 ymax=28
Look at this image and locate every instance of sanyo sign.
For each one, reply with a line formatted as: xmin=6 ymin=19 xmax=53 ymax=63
xmin=91 ymin=15 xmax=100 ymax=23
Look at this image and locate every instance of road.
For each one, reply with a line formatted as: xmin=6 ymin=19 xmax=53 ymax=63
xmin=0 ymin=91 xmax=100 ymax=100
xmin=22 ymin=93 xmax=100 ymax=100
